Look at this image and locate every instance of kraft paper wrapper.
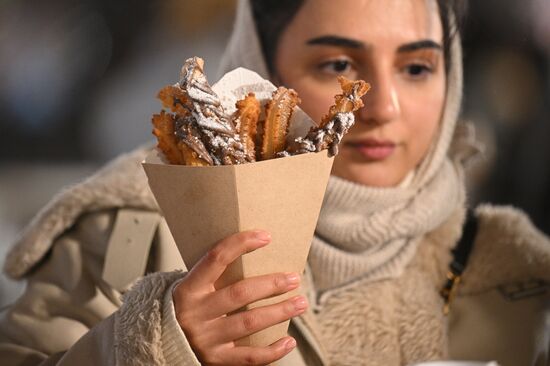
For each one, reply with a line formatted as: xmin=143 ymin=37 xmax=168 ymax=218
xmin=143 ymin=68 xmax=334 ymax=348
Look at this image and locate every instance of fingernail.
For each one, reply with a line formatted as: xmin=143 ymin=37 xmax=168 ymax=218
xmin=292 ymin=296 xmax=308 ymax=311
xmin=285 ymin=272 xmax=300 ymax=286
xmin=285 ymin=338 xmax=296 ymax=350
xmin=254 ymin=230 xmax=271 ymax=243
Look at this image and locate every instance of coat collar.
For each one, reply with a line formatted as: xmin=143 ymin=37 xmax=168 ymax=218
xmin=460 ymin=204 xmax=550 ymax=294
xmin=414 ymin=203 xmax=550 ymax=295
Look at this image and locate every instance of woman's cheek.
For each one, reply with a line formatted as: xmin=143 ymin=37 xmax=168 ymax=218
xmin=404 ymin=88 xmax=445 ymax=166
xmin=293 ymin=82 xmax=336 ymax=124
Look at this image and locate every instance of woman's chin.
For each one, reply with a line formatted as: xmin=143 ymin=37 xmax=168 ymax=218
xmin=331 ymin=160 xmax=406 ymax=188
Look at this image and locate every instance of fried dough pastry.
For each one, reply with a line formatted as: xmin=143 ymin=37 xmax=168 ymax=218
xmin=260 ymin=87 xmax=301 ymax=160
xmin=320 ymin=76 xmax=371 ymax=128
xmin=178 ymin=57 xmax=249 ymax=165
xmin=283 ymin=77 xmax=370 ymax=157
xmin=178 ymin=142 xmax=210 ymax=166
xmin=152 ymin=57 xmax=369 ymax=165
xmin=175 ymin=115 xmax=213 ymax=166
xmin=152 ymin=111 xmax=185 ymax=165
xmin=157 ymin=85 xmax=192 ymax=117
xmin=234 ymin=93 xmax=261 ymax=162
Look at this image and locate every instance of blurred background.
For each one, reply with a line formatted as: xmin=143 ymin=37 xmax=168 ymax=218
xmin=1 ymin=0 xmax=549 ymax=307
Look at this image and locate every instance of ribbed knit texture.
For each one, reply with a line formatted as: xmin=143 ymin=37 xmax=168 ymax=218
xmin=310 ymin=160 xmax=464 ymax=293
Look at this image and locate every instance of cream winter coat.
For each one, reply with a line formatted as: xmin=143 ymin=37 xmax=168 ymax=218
xmin=0 ymin=146 xmax=549 ymax=366
xmin=2 ymin=0 xmax=550 ymax=363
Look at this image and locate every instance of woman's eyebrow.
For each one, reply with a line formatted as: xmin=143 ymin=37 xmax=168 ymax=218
xmin=397 ymin=40 xmax=442 ymax=53
xmin=306 ymin=35 xmax=366 ymax=49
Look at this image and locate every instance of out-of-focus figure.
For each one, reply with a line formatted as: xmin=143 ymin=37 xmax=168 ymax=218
xmin=463 ymin=0 xmax=550 ymax=235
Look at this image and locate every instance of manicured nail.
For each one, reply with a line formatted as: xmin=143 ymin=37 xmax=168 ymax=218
xmin=292 ymin=296 xmax=308 ymax=311
xmin=285 ymin=272 xmax=300 ymax=286
xmin=254 ymin=230 xmax=271 ymax=243
xmin=285 ymin=338 xmax=296 ymax=350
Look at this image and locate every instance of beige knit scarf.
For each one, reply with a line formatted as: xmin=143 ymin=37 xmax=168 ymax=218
xmin=311 ymin=160 xmax=464 ymax=293
xmin=219 ymin=0 xmax=466 ymax=294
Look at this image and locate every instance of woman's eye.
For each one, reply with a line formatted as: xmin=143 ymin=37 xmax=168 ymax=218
xmin=404 ymin=64 xmax=433 ymax=78
xmin=318 ymin=59 xmax=354 ymax=76
xmin=331 ymin=60 xmax=350 ymax=72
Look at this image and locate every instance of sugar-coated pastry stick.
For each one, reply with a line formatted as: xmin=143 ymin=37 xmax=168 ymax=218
xmin=152 ymin=57 xmax=370 ymax=165
xmin=283 ymin=77 xmax=370 ymax=157
xmin=157 ymin=85 xmax=193 ymax=117
xmin=260 ymin=87 xmax=301 ymax=160
xmin=152 ymin=111 xmax=185 ymax=165
xmin=175 ymin=115 xmax=214 ymax=166
xmin=178 ymin=142 xmax=211 ymax=167
xmin=234 ymin=93 xmax=261 ymax=162
xmin=179 ymin=57 xmax=249 ymax=165
xmin=319 ymin=76 xmax=371 ymax=128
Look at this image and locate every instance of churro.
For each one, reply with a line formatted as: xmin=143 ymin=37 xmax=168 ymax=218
xmin=152 ymin=58 xmax=369 ymax=165
xmin=260 ymin=87 xmax=300 ymax=160
xmin=157 ymin=85 xmax=192 ymax=117
xmin=178 ymin=57 xmax=250 ymax=165
xmin=152 ymin=111 xmax=185 ymax=165
xmin=320 ymin=76 xmax=370 ymax=128
xmin=175 ymin=115 xmax=213 ymax=166
xmin=234 ymin=93 xmax=261 ymax=162
xmin=283 ymin=77 xmax=370 ymax=157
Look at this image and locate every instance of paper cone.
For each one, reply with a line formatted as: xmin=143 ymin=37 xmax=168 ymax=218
xmin=143 ymin=66 xmax=334 ymax=348
xmin=143 ymin=149 xmax=333 ymax=347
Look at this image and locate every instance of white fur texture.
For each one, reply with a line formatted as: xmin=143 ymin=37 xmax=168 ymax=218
xmin=115 ymin=270 xmax=185 ymax=366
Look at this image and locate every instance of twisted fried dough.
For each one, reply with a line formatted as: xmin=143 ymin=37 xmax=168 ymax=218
xmin=177 ymin=142 xmax=210 ymax=166
xmin=178 ymin=57 xmax=249 ymax=165
xmin=320 ymin=76 xmax=371 ymax=128
xmin=152 ymin=58 xmax=369 ymax=165
xmin=157 ymin=85 xmax=192 ymax=117
xmin=175 ymin=116 xmax=213 ymax=166
xmin=260 ymin=87 xmax=300 ymax=160
xmin=283 ymin=77 xmax=370 ymax=157
xmin=152 ymin=111 xmax=185 ymax=165
xmin=234 ymin=93 xmax=261 ymax=162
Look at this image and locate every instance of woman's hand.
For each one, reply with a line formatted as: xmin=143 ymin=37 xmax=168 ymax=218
xmin=173 ymin=230 xmax=307 ymax=366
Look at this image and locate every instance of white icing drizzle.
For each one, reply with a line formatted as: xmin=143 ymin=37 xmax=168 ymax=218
xmin=282 ymin=112 xmax=355 ymax=157
xmin=176 ymin=57 xmax=250 ymax=165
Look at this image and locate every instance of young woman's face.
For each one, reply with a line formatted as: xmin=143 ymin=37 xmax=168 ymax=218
xmin=275 ymin=0 xmax=446 ymax=187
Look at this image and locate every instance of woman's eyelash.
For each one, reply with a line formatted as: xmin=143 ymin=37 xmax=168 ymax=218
xmin=405 ymin=63 xmax=434 ymax=76
xmin=330 ymin=60 xmax=350 ymax=71
xmin=318 ymin=59 xmax=353 ymax=73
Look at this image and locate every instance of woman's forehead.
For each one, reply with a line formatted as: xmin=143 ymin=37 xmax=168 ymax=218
xmin=296 ymin=0 xmax=442 ymax=45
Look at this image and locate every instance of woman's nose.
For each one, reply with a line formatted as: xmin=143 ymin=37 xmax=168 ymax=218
xmin=357 ymin=75 xmax=400 ymax=125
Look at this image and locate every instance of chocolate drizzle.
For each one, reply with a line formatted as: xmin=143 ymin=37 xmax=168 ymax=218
xmin=176 ymin=57 xmax=250 ymax=165
xmin=282 ymin=112 xmax=355 ymax=157
xmin=282 ymin=77 xmax=369 ymax=158
xmin=154 ymin=58 xmax=369 ymax=165
xmin=174 ymin=115 xmax=214 ymax=165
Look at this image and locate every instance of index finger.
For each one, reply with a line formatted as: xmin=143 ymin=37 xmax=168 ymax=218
xmin=184 ymin=230 xmax=271 ymax=290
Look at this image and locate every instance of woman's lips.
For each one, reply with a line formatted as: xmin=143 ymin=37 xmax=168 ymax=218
xmin=346 ymin=139 xmax=397 ymax=161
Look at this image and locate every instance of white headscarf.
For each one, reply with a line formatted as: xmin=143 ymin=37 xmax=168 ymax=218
xmin=219 ymin=0 xmax=470 ymax=293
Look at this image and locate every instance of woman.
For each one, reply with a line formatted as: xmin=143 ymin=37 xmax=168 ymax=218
xmin=1 ymin=0 xmax=549 ymax=365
